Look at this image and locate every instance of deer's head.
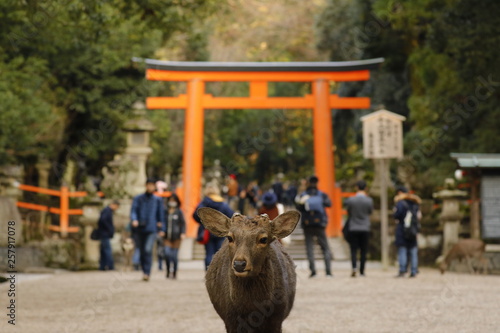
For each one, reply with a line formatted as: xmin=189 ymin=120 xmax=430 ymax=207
xmin=197 ymin=208 xmax=300 ymax=278
xmin=436 ymin=256 xmax=447 ymax=274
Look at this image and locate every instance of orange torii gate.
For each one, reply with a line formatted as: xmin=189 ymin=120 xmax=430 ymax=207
xmin=145 ymin=59 xmax=383 ymax=237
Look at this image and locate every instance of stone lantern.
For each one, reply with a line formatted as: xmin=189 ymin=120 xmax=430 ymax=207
xmin=122 ymin=101 xmax=155 ymax=196
xmin=433 ymin=178 xmax=468 ymax=254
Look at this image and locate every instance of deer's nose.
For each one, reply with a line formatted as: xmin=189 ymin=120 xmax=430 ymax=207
xmin=233 ymin=260 xmax=247 ymax=273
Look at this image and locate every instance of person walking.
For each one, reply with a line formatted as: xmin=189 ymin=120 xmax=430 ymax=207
xmin=130 ymin=178 xmax=165 ymax=281
xmin=193 ymin=183 xmax=234 ymax=270
xmin=344 ymin=180 xmax=373 ymax=277
xmin=163 ymin=193 xmax=186 ymax=279
xmin=97 ymin=200 xmax=120 ymax=271
xmin=295 ymin=175 xmax=333 ymax=278
xmin=271 ymin=173 xmax=285 ymax=204
xmin=226 ymin=174 xmax=240 ymax=212
xmin=394 ymin=186 xmax=422 ymax=278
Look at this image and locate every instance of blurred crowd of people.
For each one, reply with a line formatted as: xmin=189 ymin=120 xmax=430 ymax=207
xmin=96 ymin=173 xmax=421 ymax=281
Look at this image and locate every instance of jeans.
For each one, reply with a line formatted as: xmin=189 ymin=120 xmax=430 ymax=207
xmin=398 ymin=245 xmax=418 ymax=275
xmin=157 ymin=239 xmax=165 ymax=270
xmin=136 ymin=232 xmax=157 ymax=275
xmin=349 ymin=231 xmax=369 ymax=274
xmin=164 ymin=246 xmax=179 ymax=272
xmin=304 ymin=227 xmax=332 ymax=275
xmin=132 ymin=248 xmax=140 ymax=265
xmin=205 ymin=236 xmax=225 ymax=270
xmin=99 ymin=237 xmax=114 ymax=270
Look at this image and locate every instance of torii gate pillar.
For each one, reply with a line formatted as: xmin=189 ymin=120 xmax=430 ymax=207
xmin=182 ymin=78 xmax=205 ymax=227
xmin=313 ymin=79 xmax=341 ymax=237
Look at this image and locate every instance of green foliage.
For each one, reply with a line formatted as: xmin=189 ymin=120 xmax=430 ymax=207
xmin=317 ymin=0 xmax=500 ymax=195
xmin=0 ymin=0 xmax=217 ymax=186
xmin=0 ymin=56 xmax=57 ymax=164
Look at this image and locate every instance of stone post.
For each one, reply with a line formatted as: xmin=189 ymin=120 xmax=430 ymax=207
xmin=80 ymin=200 xmax=103 ymax=267
xmin=36 ymin=158 xmax=51 ymax=233
xmin=122 ymin=102 xmax=155 ymax=197
xmin=36 ymin=159 xmax=51 ymax=189
xmin=0 ymin=164 xmax=24 ymax=200
xmin=433 ymin=178 xmax=467 ymax=255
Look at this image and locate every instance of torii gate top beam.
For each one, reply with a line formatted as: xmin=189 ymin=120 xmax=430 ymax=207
xmin=144 ymin=58 xmax=384 ymax=82
xmin=144 ymin=58 xmax=384 ymax=72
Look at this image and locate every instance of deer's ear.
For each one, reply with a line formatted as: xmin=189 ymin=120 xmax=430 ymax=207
xmin=271 ymin=210 xmax=300 ymax=239
xmin=197 ymin=207 xmax=231 ymax=237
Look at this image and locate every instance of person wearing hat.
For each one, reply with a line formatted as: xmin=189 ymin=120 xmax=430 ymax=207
xmin=393 ymin=185 xmax=422 ymax=278
xmin=258 ymin=191 xmax=285 ymax=220
xmin=259 ymin=191 xmax=291 ymax=246
xmin=130 ymin=178 xmax=166 ymax=281
xmin=295 ymin=175 xmax=333 ymax=278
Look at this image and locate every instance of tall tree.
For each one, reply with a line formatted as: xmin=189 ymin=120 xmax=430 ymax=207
xmin=1 ymin=0 xmax=217 ymax=186
xmin=374 ymin=0 xmax=500 ymax=194
xmin=317 ymin=0 xmax=500 ymax=195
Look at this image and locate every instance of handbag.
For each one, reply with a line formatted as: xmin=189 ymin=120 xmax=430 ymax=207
xmin=196 ymin=224 xmax=210 ymax=245
xmin=90 ymin=228 xmax=101 ymax=241
xmin=342 ymin=217 xmax=351 ymax=243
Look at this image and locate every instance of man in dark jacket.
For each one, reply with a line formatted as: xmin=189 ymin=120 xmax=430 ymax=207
xmin=130 ymin=179 xmax=166 ymax=281
xmin=98 ymin=200 xmax=120 ymax=271
xmin=393 ymin=186 xmax=422 ymax=278
xmin=344 ymin=180 xmax=373 ymax=277
xmin=295 ymin=175 xmax=333 ymax=278
xmin=193 ymin=183 xmax=234 ymax=270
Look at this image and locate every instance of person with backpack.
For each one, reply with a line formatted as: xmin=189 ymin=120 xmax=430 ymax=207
xmin=295 ymin=175 xmax=333 ymax=278
xmin=393 ymin=186 xmax=422 ymax=278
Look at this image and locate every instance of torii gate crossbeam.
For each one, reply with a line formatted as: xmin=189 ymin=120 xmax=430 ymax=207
xmin=144 ymin=58 xmax=383 ymax=238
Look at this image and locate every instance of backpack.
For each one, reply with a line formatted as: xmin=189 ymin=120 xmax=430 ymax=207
xmin=305 ymin=193 xmax=324 ymax=213
xmin=301 ymin=192 xmax=326 ymax=227
xmin=403 ymin=201 xmax=420 ymax=241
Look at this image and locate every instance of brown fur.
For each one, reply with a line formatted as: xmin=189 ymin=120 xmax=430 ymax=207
xmin=197 ymin=208 xmax=300 ymax=333
xmin=439 ymin=239 xmax=488 ymax=274
xmin=121 ymin=233 xmax=135 ymax=271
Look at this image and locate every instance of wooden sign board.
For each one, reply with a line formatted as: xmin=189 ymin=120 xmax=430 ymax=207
xmin=481 ymin=175 xmax=500 ymax=238
xmin=361 ymin=109 xmax=406 ymax=159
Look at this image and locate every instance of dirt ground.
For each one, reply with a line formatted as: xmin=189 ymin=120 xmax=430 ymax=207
xmin=1 ymin=260 xmax=499 ymax=333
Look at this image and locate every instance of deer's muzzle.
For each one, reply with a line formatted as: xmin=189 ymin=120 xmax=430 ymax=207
xmin=233 ymin=260 xmax=247 ymax=273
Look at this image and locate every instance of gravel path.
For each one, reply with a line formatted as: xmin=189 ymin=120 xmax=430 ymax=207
xmin=1 ymin=261 xmax=499 ymax=333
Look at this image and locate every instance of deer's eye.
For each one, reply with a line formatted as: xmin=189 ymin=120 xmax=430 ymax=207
xmin=227 ymin=236 xmax=234 ymax=243
xmin=259 ymin=237 xmax=268 ymax=244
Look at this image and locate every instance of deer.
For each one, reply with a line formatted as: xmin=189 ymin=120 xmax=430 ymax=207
xmin=437 ymin=238 xmax=489 ymax=274
xmin=196 ymin=207 xmax=300 ymax=333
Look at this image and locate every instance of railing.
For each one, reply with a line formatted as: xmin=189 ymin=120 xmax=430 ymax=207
xmin=16 ymin=184 xmax=87 ymax=237
xmin=16 ymin=184 xmax=174 ymax=237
